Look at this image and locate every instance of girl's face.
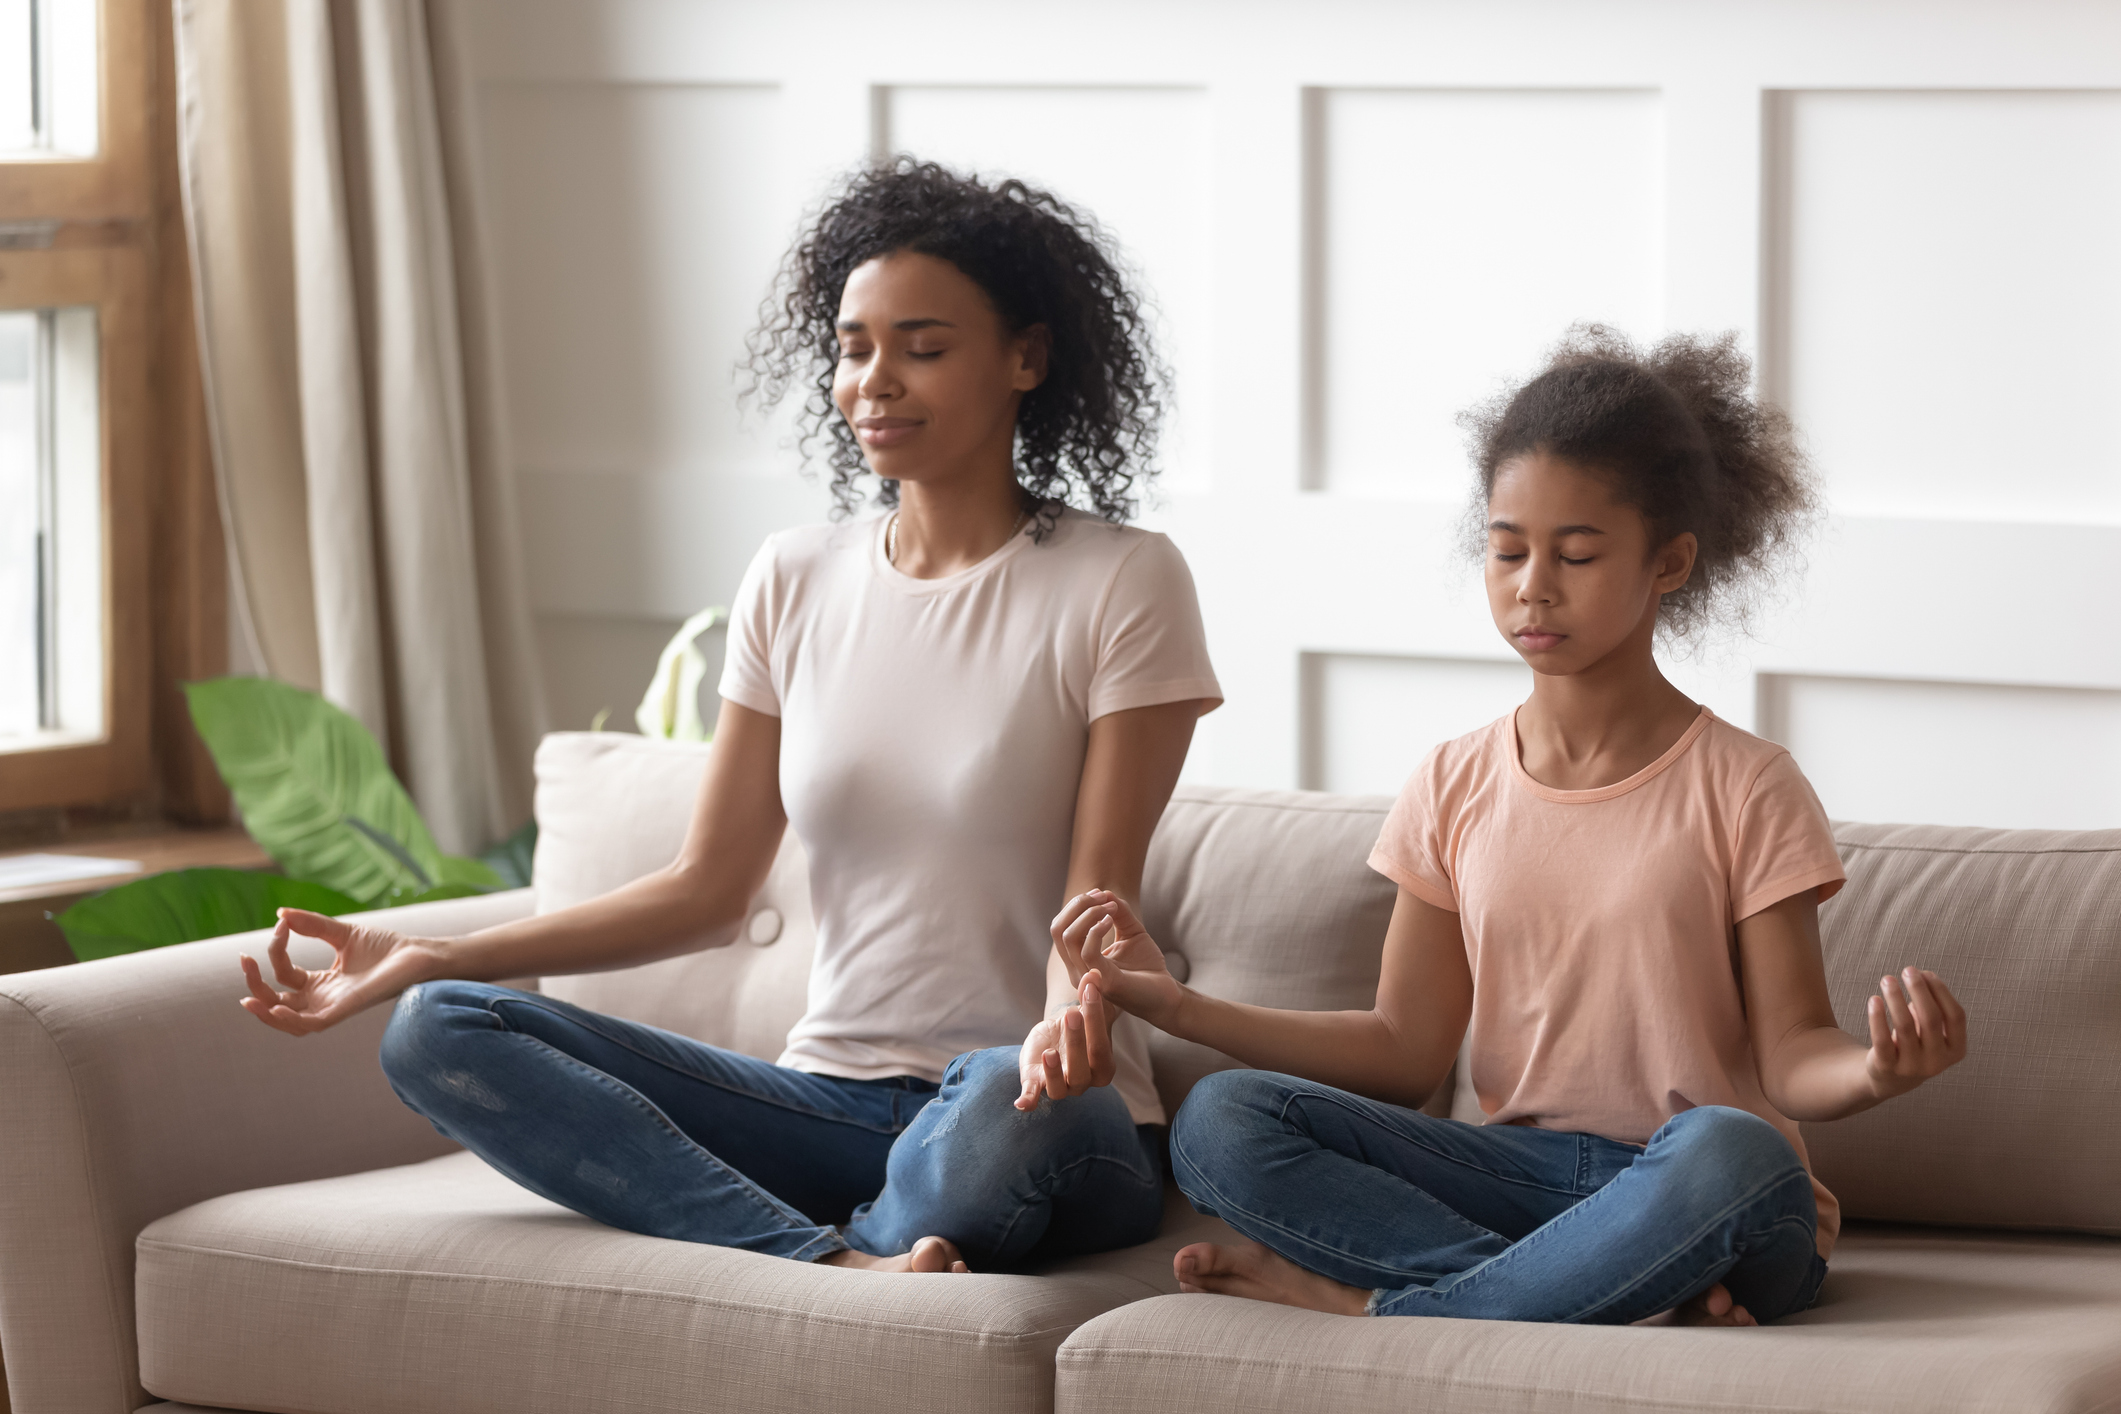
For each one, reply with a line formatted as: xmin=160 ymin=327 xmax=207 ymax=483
xmin=1484 ymin=450 xmax=1696 ymax=676
xmin=832 ymin=250 xmax=1047 ymax=488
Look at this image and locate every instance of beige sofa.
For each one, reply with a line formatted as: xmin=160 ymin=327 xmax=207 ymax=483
xmin=1 ymin=731 xmax=2115 ymax=1414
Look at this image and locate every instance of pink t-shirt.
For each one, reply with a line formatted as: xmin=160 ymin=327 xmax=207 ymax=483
xmin=719 ymin=509 xmax=1222 ymax=1125
xmin=1368 ymin=707 xmax=1848 ymax=1255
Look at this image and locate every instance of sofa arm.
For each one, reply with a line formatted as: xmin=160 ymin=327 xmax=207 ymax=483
xmin=0 ymin=888 xmax=534 ymax=1414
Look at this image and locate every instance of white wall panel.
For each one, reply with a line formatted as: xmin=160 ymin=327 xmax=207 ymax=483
xmin=882 ymin=87 xmax=1213 ymax=492
xmin=1312 ymin=89 xmax=1664 ymax=499
xmin=1761 ymin=673 xmax=2121 ymax=830
xmin=480 ymin=83 xmax=797 ymax=481
xmin=1303 ymin=652 xmax=1532 ymax=795
xmin=1773 ymin=91 xmax=2121 ymax=524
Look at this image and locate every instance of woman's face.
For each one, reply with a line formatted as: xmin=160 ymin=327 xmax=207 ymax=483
xmin=1484 ymin=449 xmax=1696 ymax=676
xmin=832 ymin=250 xmax=1047 ymax=488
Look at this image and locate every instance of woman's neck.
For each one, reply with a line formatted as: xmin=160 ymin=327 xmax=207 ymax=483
xmin=889 ymin=472 xmax=1027 ymax=579
xmin=1516 ymin=638 xmax=1700 ymax=792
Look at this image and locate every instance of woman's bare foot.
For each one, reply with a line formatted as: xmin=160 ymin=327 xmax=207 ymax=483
xmin=1174 ymin=1239 xmax=1369 ymax=1316
xmin=819 ymin=1235 xmax=970 ymax=1273
xmin=1672 ymin=1282 xmax=1756 ymax=1326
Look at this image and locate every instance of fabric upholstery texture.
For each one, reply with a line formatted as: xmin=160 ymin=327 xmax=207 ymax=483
xmin=0 ymin=890 xmax=533 ymax=1414
xmin=531 ymin=732 xmax=820 ymax=1062
xmin=135 ymin=1150 xmax=1237 ymax=1414
xmin=1805 ymin=823 xmax=2121 ymax=1234
xmin=1054 ymin=1227 xmax=2121 ymax=1414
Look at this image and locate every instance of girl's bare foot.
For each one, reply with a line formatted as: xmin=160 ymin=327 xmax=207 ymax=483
xmin=1174 ymin=1239 xmax=1369 ymax=1316
xmin=1672 ymin=1282 xmax=1756 ymax=1326
xmin=820 ymin=1235 xmax=970 ymax=1273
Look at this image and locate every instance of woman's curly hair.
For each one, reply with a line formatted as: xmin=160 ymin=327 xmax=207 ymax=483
xmin=744 ymin=159 xmax=1167 ymax=530
xmin=1459 ymin=324 xmax=1820 ymax=643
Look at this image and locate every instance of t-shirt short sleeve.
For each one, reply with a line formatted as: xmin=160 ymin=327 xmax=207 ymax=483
xmin=1085 ymin=533 xmax=1223 ymax=721
xmin=1729 ymin=750 xmax=1847 ymax=922
xmin=716 ymin=536 xmax=783 ymax=718
xmin=1367 ymin=747 xmax=1460 ymax=912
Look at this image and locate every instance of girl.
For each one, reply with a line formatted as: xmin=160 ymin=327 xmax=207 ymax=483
xmin=236 ymin=161 xmax=1220 ymax=1275
xmin=1058 ymin=326 xmax=1967 ymax=1325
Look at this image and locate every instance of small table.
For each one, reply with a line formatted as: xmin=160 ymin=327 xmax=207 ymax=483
xmin=0 ymin=826 xmax=272 ymax=974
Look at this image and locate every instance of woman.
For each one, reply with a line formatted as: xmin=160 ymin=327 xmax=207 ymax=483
xmin=237 ymin=160 xmax=1220 ymax=1274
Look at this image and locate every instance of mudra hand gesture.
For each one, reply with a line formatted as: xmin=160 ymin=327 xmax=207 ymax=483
xmin=238 ymin=908 xmax=436 ymax=1036
xmin=1050 ymin=889 xmax=1184 ymax=1030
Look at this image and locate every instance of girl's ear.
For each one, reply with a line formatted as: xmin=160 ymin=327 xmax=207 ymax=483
xmin=1654 ymin=531 xmax=1698 ymax=594
xmin=1013 ymin=324 xmax=1052 ymax=393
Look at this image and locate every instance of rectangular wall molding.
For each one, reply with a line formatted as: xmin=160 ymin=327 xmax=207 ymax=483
xmin=1764 ymin=89 xmax=2121 ymax=525
xmin=1758 ymin=672 xmax=2121 ymax=831
xmin=1304 ymin=87 xmax=1664 ymax=499
xmin=1301 ymin=651 xmax=1532 ymax=795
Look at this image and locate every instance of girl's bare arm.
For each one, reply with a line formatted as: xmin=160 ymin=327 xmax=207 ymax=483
xmin=1736 ymin=890 xmax=1969 ymax=1122
xmin=240 ymin=700 xmax=788 ymax=1035
xmin=1064 ymin=886 xmax=1472 ymax=1111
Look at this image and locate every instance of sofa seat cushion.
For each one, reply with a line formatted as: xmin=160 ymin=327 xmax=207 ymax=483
xmin=1055 ymin=1226 xmax=2121 ymax=1414
xmin=135 ymin=1150 xmax=1234 ymax=1414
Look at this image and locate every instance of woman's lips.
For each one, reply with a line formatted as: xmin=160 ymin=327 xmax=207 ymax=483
xmin=1515 ymin=629 xmax=1566 ymax=652
xmin=857 ymin=418 xmax=921 ymax=448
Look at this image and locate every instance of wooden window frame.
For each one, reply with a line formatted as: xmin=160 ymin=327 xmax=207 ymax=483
xmin=0 ymin=0 xmax=225 ymax=821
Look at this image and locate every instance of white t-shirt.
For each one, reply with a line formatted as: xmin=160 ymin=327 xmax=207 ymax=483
xmin=717 ymin=508 xmax=1222 ymax=1125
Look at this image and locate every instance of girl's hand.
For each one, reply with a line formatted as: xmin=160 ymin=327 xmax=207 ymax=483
xmin=1864 ymin=966 xmax=1968 ymax=1099
xmin=1055 ymin=889 xmax=1184 ymax=1029
xmin=237 ymin=908 xmax=441 ymax=1037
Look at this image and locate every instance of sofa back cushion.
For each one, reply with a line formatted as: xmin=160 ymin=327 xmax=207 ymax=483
xmin=532 ymin=733 xmax=817 ymax=1063
xmin=1804 ymin=822 xmax=2121 ymax=1235
xmin=1135 ymin=787 xmax=1402 ymax=1118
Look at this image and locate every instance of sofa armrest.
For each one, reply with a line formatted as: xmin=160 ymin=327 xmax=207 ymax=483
xmin=0 ymin=887 xmax=535 ymax=1414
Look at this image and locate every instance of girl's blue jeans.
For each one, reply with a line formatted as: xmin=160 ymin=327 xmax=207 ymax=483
xmin=378 ymin=980 xmax=1164 ymax=1266
xmin=1172 ymin=1070 xmax=1827 ymax=1323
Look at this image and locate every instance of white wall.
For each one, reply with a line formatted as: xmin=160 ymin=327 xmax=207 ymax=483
xmin=457 ymin=0 xmax=2121 ymax=830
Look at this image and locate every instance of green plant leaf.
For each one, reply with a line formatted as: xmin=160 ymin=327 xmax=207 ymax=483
xmin=55 ymin=868 xmax=362 ymax=963
xmin=479 ymin=821 xmax=537 ymax=890
xmin=436 ymin=854 xmax=504 ymax=892
xmin=183 ymin=677 xmax=444 ymax=907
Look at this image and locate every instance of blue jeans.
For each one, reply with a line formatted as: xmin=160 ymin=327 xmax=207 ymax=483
xmin=379 ymin=981 xmax=1164 ymax=1266
xmin=1172 ymin=1070 xmax=1827 ymax=1323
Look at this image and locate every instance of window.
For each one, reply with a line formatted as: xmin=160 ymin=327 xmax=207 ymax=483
xmin=0 ymin=0 xmax=210 ymax=818
xmin=0 ymin=305 xmax=101 ymax=744
xmin=2 ymin=0 xmax=101 ymax=157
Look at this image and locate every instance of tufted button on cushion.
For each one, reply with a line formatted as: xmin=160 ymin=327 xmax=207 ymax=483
xmin=746 ymin=908 xmax=783 ymax=946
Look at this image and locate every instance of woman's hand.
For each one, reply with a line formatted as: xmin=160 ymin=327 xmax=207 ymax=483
xmin=1056 ymin=889 xmax=1184 ymax=1030
xmin=238 ymin=908 xmax=442 ymax=1037
xmin=1013 ymin=1000 xmax=1114 ymax=1111
xmin=1863 ymin=966 xmax=1969 ymax=1100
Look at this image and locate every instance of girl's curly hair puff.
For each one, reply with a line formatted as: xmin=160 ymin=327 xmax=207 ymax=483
xmin=744 ymin=160 xmax=1167 ymax=530
xmin=1459 ymin=324 xmax=1820 ymax=643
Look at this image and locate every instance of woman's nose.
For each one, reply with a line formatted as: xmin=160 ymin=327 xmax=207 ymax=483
xmin=858 ymin=355 xmax=899 ymax=401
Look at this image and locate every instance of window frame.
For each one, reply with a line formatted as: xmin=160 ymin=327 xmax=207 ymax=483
xmin=0 ymin=0 xmax=187 ymax=815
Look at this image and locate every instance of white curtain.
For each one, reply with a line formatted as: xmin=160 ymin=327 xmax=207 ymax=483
xmin=172 ymin=0 xmax=546 ymax=852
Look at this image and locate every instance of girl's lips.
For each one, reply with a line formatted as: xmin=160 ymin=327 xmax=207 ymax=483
xmin=857 ymin=421 xmax=920 ymax=448
xmin=1515 ymin=630 xmax=1566 ymax=652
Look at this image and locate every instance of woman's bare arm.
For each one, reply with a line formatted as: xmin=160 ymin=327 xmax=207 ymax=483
xmin=1017 ymin=698 xmax=1202 ymax=1107
xmin=1064 ymin=886 xmax=1473 ymax=1111
xmin=1737 ymin=890 xmax=1968 ymax=1122
xmin=240 ymin=699 xmax=788 ymax=1035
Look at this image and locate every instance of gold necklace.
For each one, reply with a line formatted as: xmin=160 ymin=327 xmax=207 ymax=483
xmin=888 ymin=506 xmax=1029 ymax=567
